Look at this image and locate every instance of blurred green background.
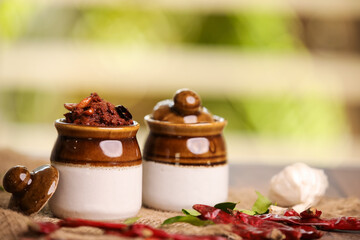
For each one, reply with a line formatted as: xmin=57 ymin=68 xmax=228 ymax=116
xmin=1 ymin=0 xmax=359 ymax=166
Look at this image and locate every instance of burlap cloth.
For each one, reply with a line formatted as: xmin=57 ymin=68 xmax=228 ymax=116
xmin=0 ymin=149 xmax=359 ymax=240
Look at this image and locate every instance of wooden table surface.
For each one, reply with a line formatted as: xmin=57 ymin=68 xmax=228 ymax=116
xmin=229 ymin=164 xmax=360 ymax=240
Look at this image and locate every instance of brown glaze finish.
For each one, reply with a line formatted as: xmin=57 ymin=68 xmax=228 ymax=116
xmin=146 ymin=115 xmax=226 ymax=137
xmin=51 ymin=119 xmax=141 ymax=167
xmin=143 ymin=115 xmax=227 ymax=166
xmin=152 ymin=89 xmax=213 ymax=123
xmin=173 ymin=88 xmax=201 ymax=115
xmin=3 ymin=165 xmax=59 ymax=215
xmin=3 ymin=166 xmax=31 ymax=193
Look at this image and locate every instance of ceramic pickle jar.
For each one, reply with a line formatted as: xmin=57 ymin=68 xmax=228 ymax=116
xmin=49 ymin=119 xmax=142 ymax=220
xmin=142 ymin=115 xmax=228 ymax=211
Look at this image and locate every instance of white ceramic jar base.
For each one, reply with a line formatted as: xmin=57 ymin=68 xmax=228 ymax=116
xmin=49 ymin=163 xmax=142 ymax=220
xmin=142 ymin=161 xmax=228 ymax=212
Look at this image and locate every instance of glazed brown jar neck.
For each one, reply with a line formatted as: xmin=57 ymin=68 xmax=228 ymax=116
xmin=144 ymin=115 xmax=226 ymax=137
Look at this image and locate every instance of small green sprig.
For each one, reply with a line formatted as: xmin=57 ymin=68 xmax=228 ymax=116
xmin=162 ymin=208 xmax=213 ymax=226
xmin=214 ymin=202 xmax=238 ymax=214
xmin=161 ymin=191 xmax=272 ymax=226
xmin=236 ymin=191 xmax=272 ymax=215
xmin=182 ymin=208 xmax=201 ymax=216
xmin=162 ymin=215 xmax=214 ymax=226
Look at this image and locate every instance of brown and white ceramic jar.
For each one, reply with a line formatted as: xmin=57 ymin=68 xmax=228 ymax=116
xmin=49 ymin=119 xmax=142 ymax=220
xmin=142 ymin=89 xmax=228 ymax=211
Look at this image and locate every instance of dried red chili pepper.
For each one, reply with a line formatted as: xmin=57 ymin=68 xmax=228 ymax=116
xmin=260 ymin=209 xmax=360 ymax=231
xmin=259 ymin=214 xmax=318 ymax=226
xmin=300 ymin=208 xmax=322 ymax=219
xmin=59 ymin=218 xmax=128 ymax=230
xmin=193 ymin=204 xmax=235 ymax=224
xmin=295 ymin=225 xmax=324 ymax=239
xmin=29 ymin=206 xmax=360 ymax=240
xmin=284 ymin=209 xmax=300 ymax=217
xmin=29 ymin=221 xmax=60 ymax=234
xmin=107 ymin=228 xmax=225 ymax=240
xmin=30 ymin=218 xmax=226 ymax=240
xmin=317 ymin=216 xmax=360 ymax=231
xmin=110 ymin=223 xmax=225 ymax=240
xmin=234 ymin=211 xmax=323 ymax=240
xmin=193 ymin=204 xmax=322 ymax=240
xmin=232 ymin=223 xmax=285 ymax=240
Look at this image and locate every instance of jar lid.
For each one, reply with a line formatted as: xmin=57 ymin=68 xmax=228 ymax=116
xmin=2 ymin=164 xmax=59 ymax=215
xmin=151 ymin=89 xmax=215 ymax=124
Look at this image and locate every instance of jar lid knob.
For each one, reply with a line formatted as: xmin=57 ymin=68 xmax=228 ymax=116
xmin=173 ymin=89 xmax=201 ymax=115
xmin=3 ymin=166 xmax=31 ymax=194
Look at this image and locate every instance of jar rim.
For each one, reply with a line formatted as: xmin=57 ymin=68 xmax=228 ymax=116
xmin=144 ymin=114 xmax=226 ymax=136
xmin=54 ymin=118 xmax=140 ymax=138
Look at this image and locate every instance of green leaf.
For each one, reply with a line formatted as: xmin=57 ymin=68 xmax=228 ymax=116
xmin=182 ymin=209 xmax=201 ymax=216
xmin=162 ymin=215 xmax=213 ymax=226
xmin=251 ymin=191 xmax=272 ymax=214
xmin=124 ymin=217 xmax=139 ymax=225
xmin=0 ymin=186 xmax=4 ymax=192
xmin=214 ymin=202 xmax=237 ymax=214
xmin=237 ymin=209 xmax=256 ymax=215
